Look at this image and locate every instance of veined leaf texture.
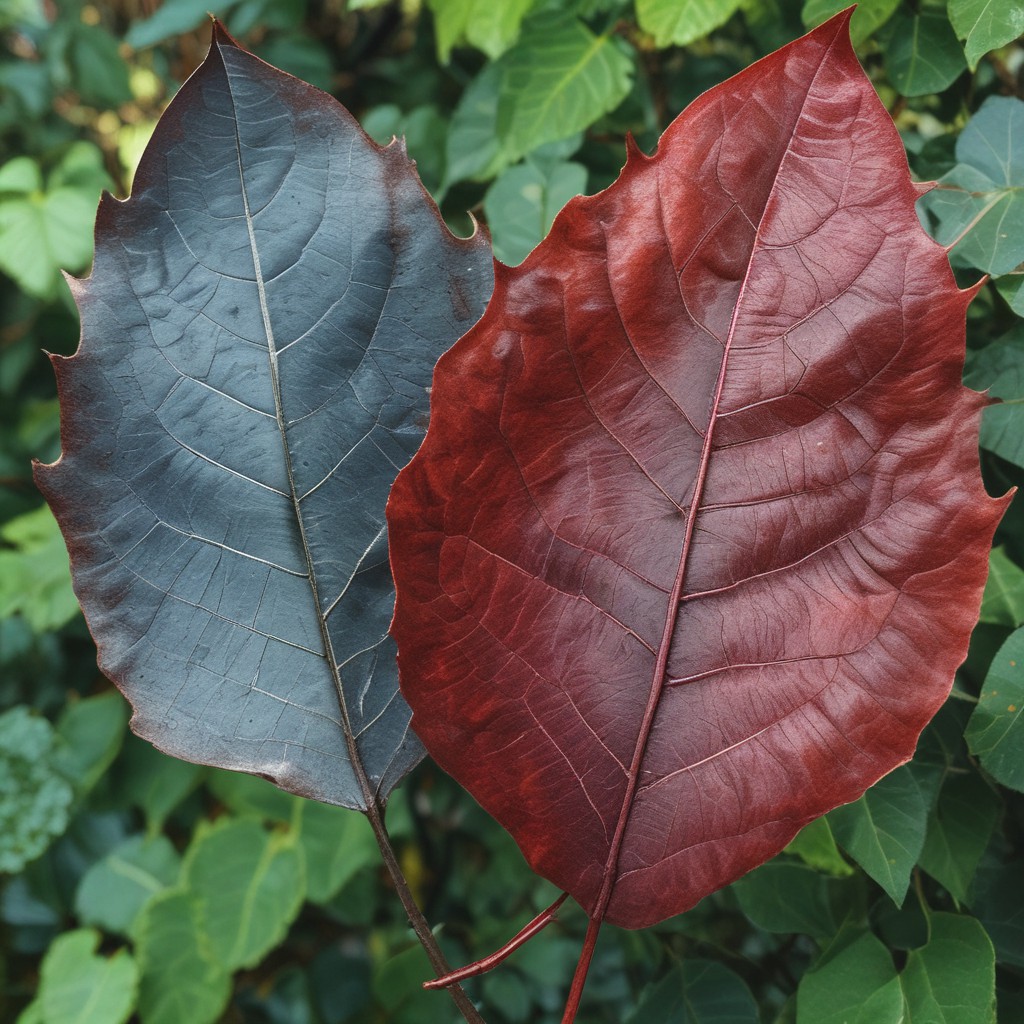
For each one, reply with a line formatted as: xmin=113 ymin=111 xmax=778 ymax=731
xmin=36 ymin=25 xmax=493 ymax=810
xmin=387 ymin=9 xmax=1008 ymax=935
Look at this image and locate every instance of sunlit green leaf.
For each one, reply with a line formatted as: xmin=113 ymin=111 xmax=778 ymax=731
xmin=184 ymin=818 xmax=305 ymax=970
xmin=427 ymin=0 xmax=535 ymax=61
xmin=785 ymin=817 xmax=853 ymax=877
xmin=497 ymin=13 xmax=633 ymax=160
xmin=135 ymin=890 xmax=231 ymax=1024
xmin=0 ymin=505 xmax=77 ymax=632
xmin=636 ymin=0 xmax=743 ymax=47
xmin=37 ymin=929 xmax=138 ymax=1024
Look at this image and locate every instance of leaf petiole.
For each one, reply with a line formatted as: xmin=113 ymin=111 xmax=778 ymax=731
xmin=423 ymin=892 xmax=570 ymax=990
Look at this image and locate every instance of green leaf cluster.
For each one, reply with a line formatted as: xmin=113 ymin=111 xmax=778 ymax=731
xmin=2 ymin=1 xmax=1024 ymax=1023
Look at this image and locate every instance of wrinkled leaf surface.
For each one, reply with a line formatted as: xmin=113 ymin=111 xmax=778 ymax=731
xmin=36 ymin=26 xmax=493 ymax=809
xmin=388 ymin=13 xmax=1005 ymax=929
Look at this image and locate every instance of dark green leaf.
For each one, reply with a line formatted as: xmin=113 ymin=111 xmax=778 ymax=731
xmin=626 ymin=959 xmax=759 ymax=1024
xmin=54 ymin=691 xmax=128 ymax=796
xmin=114 ymin=736 xmax=204 ymax=833
xmin=732 ymin=861 xmax=852 ymax=938
xmin=918 ymin=774 xmax=1000 ymax=902
xmin=966 ymin=625 xmax=1024 ymax=792
xmin=68 ymin=24 xmax=132 ymax=107
xmin=35 ymin=29 xmax=493 ymax=809
xmin=828 ymin=765 xmax=930 ymax=906
xmin=973 ymin=859 xmax=1024 ymax=968
xmin=882 ymin=6 xmax=967 ymax=97
xmin=980 ymin=546 xmax=1024 ymax=627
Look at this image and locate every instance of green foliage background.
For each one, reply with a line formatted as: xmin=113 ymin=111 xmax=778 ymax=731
xmin=2 ymin=0 xmax=1024 ymax=1021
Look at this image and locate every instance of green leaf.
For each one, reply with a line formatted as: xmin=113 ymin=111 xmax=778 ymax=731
xmin=966 ymin=625 xmax=1024 ymax=792
xmin=37 ymin=929 xmax=138 ymax=1024
xmin=828 ymin=765 xmax=929 ymax=906
xmin=294 ymin=800 xmax=378 ymax=905
xmin=0 ymin=144 xmax=109 ymax=299
xmin=362 ymin=104 xmax=449 ymax=196
xmin=207 ymin=767 xmax=296 ymax=822
xmin=54 ymin=691 xmax=128 ymax=797
xmin=784 ymin=817 xmax=853 ymax=877
xmin=497 ymin=13 xmax=633 ymax=161
xmin=972 ymin=859 xmax=1024 ymax=968
xmin=732 ymin=861 xmax=852 ymax=938
xmin=918 ymin=774 xmax=1000 ymax=903
xmin=427 ymin=0 xmax=535 ymax=61
xmin=184 ymin=818 xmax=305 ymax=970
xmin=636 ymin=0 xmax=743 ymax=47
xmin=980 ymin=546 xmax=1024 ymax=627
xmin=997 ymin=275 xmax=1024 ymax=316
xmin=948 ymin=0 xmax=1024 ymax=70
xmin=67 ymin=24 xmax=132 ymax=107
xmin=125 ymin=0 xmax=211 ymax=49
xmin=922 ymin=97 xmax=1024 ymax=276
xmin=797 ymin=931 xmax=903 ymax=1024
xmin=444 ymin=64 xmax=510 ymax=188
xmin=882 ymin=5 xmax=967 ymax=97
xmin=485 ymin=159 xmax=587 ymax=265
xmin=75 ymin=836 xmax=181 ymax=938
xmin=0 ymin=706 xmax=75 ymax=873
xmin=0 ymin=505 xmax=78 ymax=631
xmin=801 ymin=0 xmax=899 ymax=43
xmin=625 ymin=958 xmax=759 ymax=1023
xmin=115 ymin=736 xmax=204 ymax=833
xmin=135 ymin=890 xmax=231 ymax=1024
xmin=964 ymin=328 xmax=1024 ymax=471
xmin=902 ymin=913 xmax=996 ymax=1023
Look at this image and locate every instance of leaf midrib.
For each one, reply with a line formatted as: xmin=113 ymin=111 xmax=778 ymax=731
xmin=591 ymin=29 xmax=844 ymax=924
xmin=219 ymin=41 xmax=374 ymax=812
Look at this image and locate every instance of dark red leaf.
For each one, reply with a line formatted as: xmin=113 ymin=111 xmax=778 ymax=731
xmin=387 ymin=8 xmax=1007 ymax=945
